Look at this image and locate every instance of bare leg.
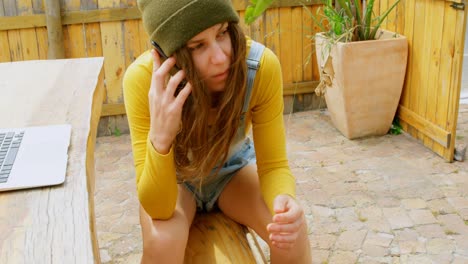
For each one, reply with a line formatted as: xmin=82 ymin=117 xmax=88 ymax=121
xmin=139 ymin=184 xmax=197 ymax=264
xmin=217 ymin=164 xmax=312 ymax=263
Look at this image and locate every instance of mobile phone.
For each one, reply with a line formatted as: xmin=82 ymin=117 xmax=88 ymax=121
xmin=151 ymin=40 xmax=187 ymax=96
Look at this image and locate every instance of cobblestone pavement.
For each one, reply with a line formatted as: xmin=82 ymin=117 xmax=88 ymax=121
xmin=95 ymin=104 xmax=468 ymax=264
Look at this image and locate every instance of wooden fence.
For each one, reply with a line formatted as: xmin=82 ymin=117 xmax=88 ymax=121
xmin=0 ymin=0 xmax=324 ymax=136
xmin=375 ymin=0 xmax=467 ymax=161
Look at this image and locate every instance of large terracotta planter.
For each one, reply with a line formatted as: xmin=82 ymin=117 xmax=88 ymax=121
xmin=315 ymin=30 xmax=408 ymax=139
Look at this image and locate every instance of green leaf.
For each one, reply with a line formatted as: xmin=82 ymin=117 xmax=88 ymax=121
xmin=354 ymin=0 xmax=363 ymax=39
xmin=388 ymin=117 xmax=403 ymax=135
xmin=369 ymin=0 xmax=400 ymax=39
xmin=113 ymin=126 xmax=122 ymax=137
xmin=245 ymin=6 xmax=256 ymax=24
xmin=335 ymin=0 xmax=354 ymax=19
xmin=244 ymin=0 xmax=277 ymax=25
xmin=363 ymin=0 xmax=375 ymax=39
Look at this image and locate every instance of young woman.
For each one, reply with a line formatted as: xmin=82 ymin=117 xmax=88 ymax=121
xmin=123 ymin=0 xmax=312 ymax=263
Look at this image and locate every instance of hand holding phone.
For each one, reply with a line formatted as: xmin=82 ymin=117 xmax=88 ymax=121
xmin=147 ymin=42 xmax=191 ymax=154
xmin=151 ymin=41 xmax=187 ymax=96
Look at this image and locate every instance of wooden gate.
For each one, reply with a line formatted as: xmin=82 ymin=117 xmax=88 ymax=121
xmin=377 ymin=0 xmax=467 ymax=161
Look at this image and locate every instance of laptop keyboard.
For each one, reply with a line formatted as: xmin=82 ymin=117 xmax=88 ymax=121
xmin=0 ymin=131 xmax=24 ymax=183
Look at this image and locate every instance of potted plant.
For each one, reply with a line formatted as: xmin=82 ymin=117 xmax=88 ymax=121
xmin=246 ymin=0 xmax=408 ymax=139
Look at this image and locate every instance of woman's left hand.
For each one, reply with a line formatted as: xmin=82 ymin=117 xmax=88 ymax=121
xmin=266 ymin=194 xmax=306 ymax=249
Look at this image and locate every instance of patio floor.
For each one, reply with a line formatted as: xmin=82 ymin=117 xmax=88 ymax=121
xmin=94 ymin=104 xmax=468 ymax=264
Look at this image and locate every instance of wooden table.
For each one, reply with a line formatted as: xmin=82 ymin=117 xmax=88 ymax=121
xmin=0 ymin=58 xmax=105 ymax=263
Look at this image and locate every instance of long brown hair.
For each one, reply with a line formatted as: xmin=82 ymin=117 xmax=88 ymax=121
xmin=173 ymin=22 xmax=247 ymax=185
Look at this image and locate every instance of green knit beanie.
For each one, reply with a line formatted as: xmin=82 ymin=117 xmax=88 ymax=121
xmin=138 ymin=0 xmax=239 ymax=56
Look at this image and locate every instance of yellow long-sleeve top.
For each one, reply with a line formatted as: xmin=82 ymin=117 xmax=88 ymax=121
xmin=123 ymin=38 xmax=296 ymax=220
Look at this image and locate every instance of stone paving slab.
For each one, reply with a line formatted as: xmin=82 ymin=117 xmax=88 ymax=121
xmin=95 ymin=104 xmax=468 ymax=263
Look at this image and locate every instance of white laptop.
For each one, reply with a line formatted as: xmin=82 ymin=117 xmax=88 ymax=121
xmin=0 ymin=124 xmax=71 ymax=192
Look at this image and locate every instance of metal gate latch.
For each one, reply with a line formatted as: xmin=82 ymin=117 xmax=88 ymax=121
xmin=450 ymin=1 xmax=465 ymax=10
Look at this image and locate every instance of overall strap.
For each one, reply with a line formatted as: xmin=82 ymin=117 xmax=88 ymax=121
xmin=242 ymin=40 xmax=266 ymax=113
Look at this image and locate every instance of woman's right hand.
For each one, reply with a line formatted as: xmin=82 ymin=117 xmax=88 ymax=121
xmin=148 ymin=49 xmax=192 ymax=154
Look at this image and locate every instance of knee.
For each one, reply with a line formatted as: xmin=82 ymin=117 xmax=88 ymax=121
xmin=142 ymin=226 xmax=190 ymax=259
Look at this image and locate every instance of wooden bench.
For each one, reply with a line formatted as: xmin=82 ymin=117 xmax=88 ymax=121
xmin=185 ymin=212 xmax=267 ymax=264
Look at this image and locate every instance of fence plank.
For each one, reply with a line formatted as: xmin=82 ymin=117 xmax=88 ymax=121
xmin=279 ymin=7 xmax=293 ymax=84
xmin=101 ymin=21 xmax=125 ymax=103
xmin=285 ymin=7 xmax=304 ymax=106
xmin=17 ymin=0 xmax=39 ymax=60
xmin=63 ymin=26 xmax=72 ymax=57
xmin=279 ymin=7 xmax=294 ymax=112
xmin=66 ymin=0 xmax=86 ymax=58
xmin=0 ymin=15 xmax=44 ymax=30
xmin=99 ymin=0 xmax=125 ymax=104
xmin=137 ymin=20 xmax=149 ymax=53
xmin=4 ymin=0 xmax=24 ymax=61
xmin=231 ymin=0 xmax=243 ymax=10
xmin=31 ymin=0 xmax=42 ymax=13
xmin=417 ymin=0 xmax=433 ymax=145
xmin=18 ymin=30 xmax=38 ymax=60
xmin=101 ymin=103 xmax=126 ymax=117
xmin=388 ymin=0 xmax=398 ymax=32
xmin=0 ymin=0 xmax=5 ymax=16
xmin=3 ymin=0 xmax=16 ymax=16
xmin=83 ymin=0 xmax=99 ymax=58
xmin=424 ymin=0 xmax=444 ymax=149
xmin=238 ymin=10 xmax=251 ymax=37
xmin=292 ymin=6 xmax=303 ymax=82
xmin=302 ymin=6 xmax=313 ymax=82
xmin=289 ymin=6 xmax=302 ymax=107
xmin=81 ymin=0 xmax=96 ymax=10
xmin=303 ymin=4 xmax=324 ymax=111
xmin=374 ymin=0 xmax=381 ymax=17
xmin=36 ymin=27 xmax=47 ymax=59
xmin=123 ymin=19 xmax=142 ymax=69
xmin=69 ymin=24 xmax=87 ymax=57
xmin=398 ymin=105 xmax=451 ymax=147
xmin=311 ymin=5 xmax=323 ymax=81
xmin=8 ymin=31 xmax=23 ymax=61
xmin=434 ymin=2 xmax=456 ymax=157
xmin=0 ymin=0 xmax=11 ymax=62
xmin=444 ymin=7 xmax=465 ymax=160
xmin=395 ymin=0 xmax=405 ymax=34
xmin=249 ymin=11 xmax=264 ymax=43
xmin=85 ymin=23 xmax=102 ymax=57
xmin=398 ymin=0 xmax=415 ymax=131
xmin=64 ymin=0 xmax=80 ymax=12
xmin=407 ymin=1 xmax=426 ymax=139
xmin=264 ymin=8 xmax=280 ymax=56
xmin=0 ymin=32 xmax=11 ymax=62
xmin=85 ymin=22 xmax=107 ymax=129
xmin=381 ymin=0 xmax=388 ymax=29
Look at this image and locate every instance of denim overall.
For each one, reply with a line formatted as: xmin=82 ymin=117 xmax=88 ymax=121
xmin=182 ymin=41 xmax=266 ymax=212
